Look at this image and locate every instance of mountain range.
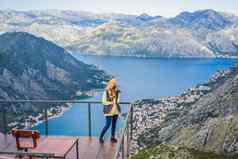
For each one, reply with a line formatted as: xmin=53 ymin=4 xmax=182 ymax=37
xmin=0 ymin=9 xmax=238 ymax=57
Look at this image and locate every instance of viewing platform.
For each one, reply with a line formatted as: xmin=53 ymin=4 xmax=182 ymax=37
xmin=0 ymin=100 xmax=133 ymax=159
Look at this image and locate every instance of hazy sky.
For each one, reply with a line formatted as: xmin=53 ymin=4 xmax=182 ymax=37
xmin=1 ymin=0 xmax=238 ymax=17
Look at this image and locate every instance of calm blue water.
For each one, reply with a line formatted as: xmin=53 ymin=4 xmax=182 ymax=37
xmin=35 ymin=56 xmax=238 ymax=136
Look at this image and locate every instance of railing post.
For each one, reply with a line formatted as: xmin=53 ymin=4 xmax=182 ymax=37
xmin=126 ymin=121 xmax=130 ymax=158
xmin=121 ymin=135 xmax=125 ymax=159
xmin=2 ymin=105 xmax=7 ymax=135
xmin=88 ymin=103 xmax=92 ymax=137
xmin=130 ymin=104 xmax=133 ymax=140
xmin=1 ymin=104 xmax=8 ymax=145
xmin=44 ymin=108 xmax=48 ymax=136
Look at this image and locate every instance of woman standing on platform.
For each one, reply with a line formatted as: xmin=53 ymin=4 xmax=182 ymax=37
xmin=99 ymin=79 xmax=121 ymax=143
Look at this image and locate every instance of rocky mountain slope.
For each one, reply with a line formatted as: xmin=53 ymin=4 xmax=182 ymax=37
xmin=206 ymin=23 xmax=238 ymax=56
xmin=0 ymin=9 xmax=238 ymax=57
xmin=130 ymin=65 xmax=238 ymax=158
xmin=0 ymin=32 xmax=108 ymax=130
xmin=0 ymin=32 xmax=108 ymax=100
xmin=167 ymin=9 xmax=238 ymax=39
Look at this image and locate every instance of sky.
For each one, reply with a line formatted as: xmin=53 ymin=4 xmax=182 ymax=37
xmin=1 ymin=0 xmax=238 ymax=17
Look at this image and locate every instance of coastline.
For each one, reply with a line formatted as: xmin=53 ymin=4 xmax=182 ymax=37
xmin=73 ymin=52 xmax=238 ymax=60
xmin=8 ymin=103 xmax=73 ymax=130
xmin=33 ymin=103 xmax=73 ymax=128
xmin=130 ymin=66 xmax=234 ymax=154
xmin=7 ymin=89 xmax=103 ymax=131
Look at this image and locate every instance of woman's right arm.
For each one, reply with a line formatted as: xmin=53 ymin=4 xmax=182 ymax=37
xmin=102 ymin=91 xmax=113 ymax=105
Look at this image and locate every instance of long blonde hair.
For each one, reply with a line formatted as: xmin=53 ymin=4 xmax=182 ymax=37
xmin=106 ymin=78 xmax=118 ymax=98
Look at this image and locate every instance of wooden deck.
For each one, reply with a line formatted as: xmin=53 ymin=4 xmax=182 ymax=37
xmin=0 ymin=133 xmax=119 ymax=159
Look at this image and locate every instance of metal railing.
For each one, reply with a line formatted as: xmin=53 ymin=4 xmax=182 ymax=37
xmin=113 ymin=103 xmax=133 ymax=159
xmin=0 ymin=100 xmax=133 ymax=159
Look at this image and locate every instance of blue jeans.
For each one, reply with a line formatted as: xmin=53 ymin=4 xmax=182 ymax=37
xmin=100 ymin=115 xmax=118 ymax=139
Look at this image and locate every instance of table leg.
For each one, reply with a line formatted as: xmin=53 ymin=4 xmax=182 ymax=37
xmin=76 ymin=139 xmax=79 ymax=159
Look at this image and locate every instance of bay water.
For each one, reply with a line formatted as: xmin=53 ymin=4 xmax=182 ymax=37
xmin=35 ymin=56 xmax=238 ymax=136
